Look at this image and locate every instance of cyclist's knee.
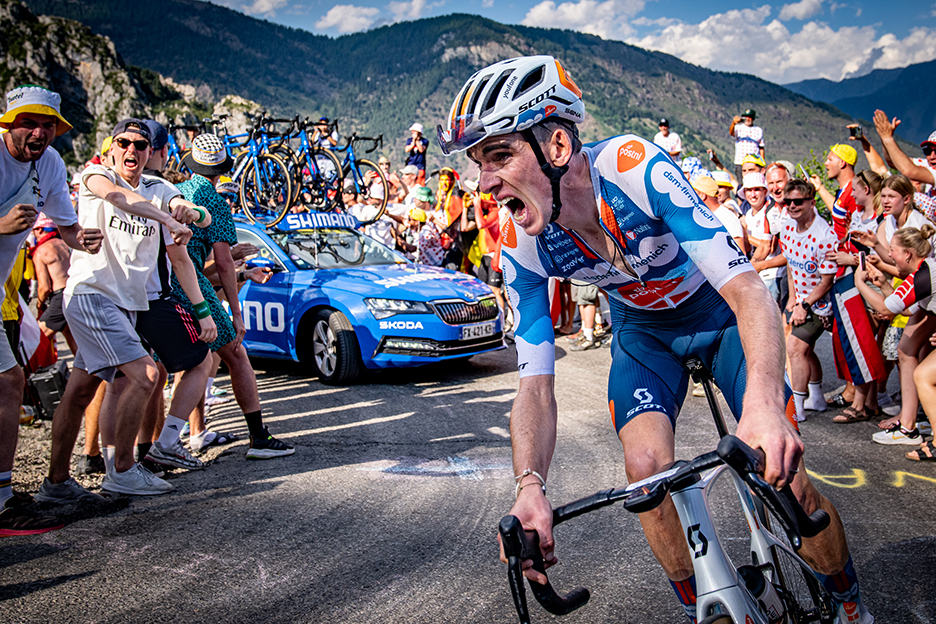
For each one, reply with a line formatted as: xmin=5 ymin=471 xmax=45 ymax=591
xmin=623 ymin=444 xmax=674 ymax=483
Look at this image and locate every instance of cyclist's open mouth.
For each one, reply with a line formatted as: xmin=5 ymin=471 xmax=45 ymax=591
xmin=505 ymin=197 xmax=526 ymax=221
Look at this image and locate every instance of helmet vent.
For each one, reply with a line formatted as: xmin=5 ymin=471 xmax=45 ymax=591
xmin=467 ymin=74 xmax=492 ymax=118
xmin=481 ymin=69 xmax=513 ymax=117
xmin=514 ymin=65 xmax=545 ymax=100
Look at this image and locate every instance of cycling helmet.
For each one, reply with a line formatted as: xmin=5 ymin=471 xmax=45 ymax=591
xmin=437 ymin=55 xmax=584 ymax=223
xmin=437 ymin=55 xmax=583 ymax=156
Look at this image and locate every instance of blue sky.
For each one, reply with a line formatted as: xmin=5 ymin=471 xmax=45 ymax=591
xmin=214 ymin=0 xmax=936 ymax=84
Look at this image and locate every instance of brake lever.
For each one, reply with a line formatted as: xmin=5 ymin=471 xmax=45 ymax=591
xmin=499 ymin=516 xmax=590 ymax=623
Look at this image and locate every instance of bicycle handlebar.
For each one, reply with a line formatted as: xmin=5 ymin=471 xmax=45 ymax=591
xmin=497 ymin=435 xmax=830 ymax=623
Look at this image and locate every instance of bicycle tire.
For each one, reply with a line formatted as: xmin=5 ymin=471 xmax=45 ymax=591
xmin=239 ymin=153 xmax=294 ymax=228
xmin=342 ymin=158 xmax=388 ymax=225
xmin=167 ymin=149 xmax=192 ymax=174
xmin=270 ymin=144 xmax=303 ymax=205
xmin=298 ymin=147 xmax=342 ymax=212
xmin=754 ymin=504 xmax=837 ymax=624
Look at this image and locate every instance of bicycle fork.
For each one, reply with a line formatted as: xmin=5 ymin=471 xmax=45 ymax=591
xmin=670 ymin=468 xmax=770 ymax=624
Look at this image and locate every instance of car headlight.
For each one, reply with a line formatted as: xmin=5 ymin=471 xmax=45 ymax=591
xmin=364 ymin=298 xmax=432 ymax=320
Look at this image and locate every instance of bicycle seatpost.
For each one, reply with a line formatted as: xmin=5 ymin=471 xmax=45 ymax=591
xmin=685 ymin=358 xmax=730 ymax=439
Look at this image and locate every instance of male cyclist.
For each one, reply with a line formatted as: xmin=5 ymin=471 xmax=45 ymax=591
xmin=438 ymin=56 xmax=871 ymax=623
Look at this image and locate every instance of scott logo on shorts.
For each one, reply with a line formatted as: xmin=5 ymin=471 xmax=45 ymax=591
xmin=634 ymin=388 xmax=654 ymax=404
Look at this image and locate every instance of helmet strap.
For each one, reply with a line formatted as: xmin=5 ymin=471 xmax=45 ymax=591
xmin=521 ymin=129 xmax=568 ymax=223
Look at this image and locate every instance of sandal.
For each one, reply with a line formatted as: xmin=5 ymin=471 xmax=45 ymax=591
xmin=863 ymin=405 xmax=883 ymax=419
xmin=906 ymin=440 xmax=936 ymax=462
xmin=833 ymin=406 xmax=871 ymax=424
xmin=191 ymin=431 xmax=238 ymax=453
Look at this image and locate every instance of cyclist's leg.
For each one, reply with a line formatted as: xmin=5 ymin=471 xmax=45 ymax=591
xmin=711 ymin=320 xmax=871 ymax=621
xmin=608 ymin=329 xmax=697 ymax=619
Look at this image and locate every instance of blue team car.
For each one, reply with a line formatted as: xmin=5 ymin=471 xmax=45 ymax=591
xmin=233 ymin=212 xmax=505 ymax=384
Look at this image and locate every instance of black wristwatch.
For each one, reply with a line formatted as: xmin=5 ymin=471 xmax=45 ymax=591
xmin=800 ymin=301 xmax=811 ymax=312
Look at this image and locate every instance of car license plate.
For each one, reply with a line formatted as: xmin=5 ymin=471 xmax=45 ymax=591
xmin=461 ymin=322 xmax=495 ymax=340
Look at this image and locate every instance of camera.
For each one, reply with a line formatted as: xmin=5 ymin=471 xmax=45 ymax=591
xmin=849 ymin=126 xmax=863 ymax=139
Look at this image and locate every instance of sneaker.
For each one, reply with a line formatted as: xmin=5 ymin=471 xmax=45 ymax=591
xmin=102 ymin=463 xmax=173 ymax=496
xmin=77 ymin=453 xmax=106 ymax=475
xmin=569 ymin=337 xmax=600 ymax=351
xmin=209 ymin=385 xmax=228 ymax=396
xmin=139 ymin=458 xmax=165 ymax=479
xmin=838 ymin=602 xmax=873 ymax=624
xmin=692 ymin=382 xmax=706 ymax=398
xmin=246 ymin=427 xmax=295 ymax=459
xmin=594 ymin=324 xmax=607 ymax=338
xmin=564 ymin=330 xmax=584 ymax=343
xmin=180 ymin=422 xmax=190 ymax=438
xmin=35 ymin=477 xmax=105 ymax=504
xmin=872 ymin=424 xmax=923 ymax=445
xmin=205 ymin=394 xmax=233 ymax=407
xmin=145 ymin=439 xmax=204 ymax=471
xmin=919 ymin=421 xmax=933 ymax=436
xmin=0 ymin=504 xmax=64 ymax=537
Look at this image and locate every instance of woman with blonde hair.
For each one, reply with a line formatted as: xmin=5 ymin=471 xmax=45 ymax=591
xmin=856 ymin=224 xmax=936 ymax=449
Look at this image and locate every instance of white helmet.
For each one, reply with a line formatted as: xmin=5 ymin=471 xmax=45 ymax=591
xmin=436 ymin=55 xmax=584 ymax=155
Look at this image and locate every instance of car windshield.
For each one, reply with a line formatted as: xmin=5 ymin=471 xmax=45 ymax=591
xmin=270 ymin=228 xmax=410 ymax=269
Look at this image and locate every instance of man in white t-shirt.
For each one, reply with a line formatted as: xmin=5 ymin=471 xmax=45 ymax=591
xmin=730 ymin=109 xmax=765 ymax=183
xmin=37 ymin=118 xmax=217 ymax=503
xmin=0 ymin=85 xmax=103 ymax=533
xmin=652 ymin=118 xmax=681 ymax=160
xmin=779 ymin=179 xmax=837 ymax=423
xmin=310 ymin=117 xmax=338 ymax=149
xmin=744 ymin=172 xmax=787 ymax=307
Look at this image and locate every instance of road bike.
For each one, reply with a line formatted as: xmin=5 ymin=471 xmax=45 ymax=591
xmin=499 ymin=358 xmax=838 ymax=624
xmin=331 ymin=121 xmax=389 ymax=226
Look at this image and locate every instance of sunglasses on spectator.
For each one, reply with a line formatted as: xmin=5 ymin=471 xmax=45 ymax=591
xmin=781 ymin=197 xmax=811 ymax=207
xmin=922 ymin=144 xmax=936 ymax=156
xmin=114 ymin=138 xmax=150 ymax=151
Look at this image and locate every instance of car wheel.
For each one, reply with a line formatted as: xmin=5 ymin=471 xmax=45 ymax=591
xmin=309 ymin=309 xmax=363 ymax=384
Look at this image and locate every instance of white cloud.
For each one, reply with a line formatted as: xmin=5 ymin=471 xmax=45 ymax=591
xmin=521 ymin=0 xmax=645 ymax=40
xmin=315 ymin=4 xmax=381 ymax=33
xmin=627 ymin=6 xmax=936 ymax=83
xmin=241 ymin=0 xmax=289 ymax=15
xmin=389 ymin=0 xmax=427 ymax=21
xmin=778 ymin=0 xmax=822 ymax=21
xmin=482 ymin=0 xmax=493 ymax=7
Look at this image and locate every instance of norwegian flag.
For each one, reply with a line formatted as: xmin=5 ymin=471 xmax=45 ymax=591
xmin=830 ymin=271 xmax=885 ymax=385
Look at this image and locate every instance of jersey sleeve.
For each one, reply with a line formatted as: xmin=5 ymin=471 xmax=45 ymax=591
xmin=885 ymin=272 xmax=917 ymax=314
xmin=818 ymin=228 xmax=839 ymax=275
xmin=637 ymin=139 xmax=754 ymax=292
xmin=499 ymin=217 xmax=557 ymax=378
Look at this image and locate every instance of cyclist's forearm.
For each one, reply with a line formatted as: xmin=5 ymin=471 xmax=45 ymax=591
xmin=510 ymin=375 xmax=559 ymax=482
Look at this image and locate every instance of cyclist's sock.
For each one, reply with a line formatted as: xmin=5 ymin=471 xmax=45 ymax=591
xmin=807 ymin=380 xmax=823 ymax=402
xmin=669 ymin=576 xmax=697 ymax=623
xmin=814 ymin=555 xmax=868 ymax=619
xmin=244 ymin=410 xmax=265 ymax=439
xmin=793 ymin=391 xmax=807 ymax=422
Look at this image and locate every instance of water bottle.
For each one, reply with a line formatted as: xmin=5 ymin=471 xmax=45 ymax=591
xmin=737 ymin=565 xmax=785 ymax=624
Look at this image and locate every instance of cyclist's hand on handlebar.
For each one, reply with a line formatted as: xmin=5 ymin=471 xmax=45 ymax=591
xmin=735 ymin=407 xmax=804 ymax=490
xmin=498 ymin=486 xmax=556 ymax=585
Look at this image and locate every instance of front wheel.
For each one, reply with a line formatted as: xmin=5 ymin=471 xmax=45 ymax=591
xmin=239 ymin=153 xmax=293 ymax=228
xmin=755 ymin=504 xmax=838 ymax=624
xmin=342 ymin=158 xmax=388 ymax=225
xmin=306 ymin=309 xmax=363 ymax=385
xmin=298 ymin=147 xmax=342 ymax=212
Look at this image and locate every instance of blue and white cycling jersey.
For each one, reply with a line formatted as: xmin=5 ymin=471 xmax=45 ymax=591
xmin=500 ymin=135 xmax=754 ymax=378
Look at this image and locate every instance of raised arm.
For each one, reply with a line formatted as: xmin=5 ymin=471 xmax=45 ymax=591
xmin=874 ymin=110 xmax=935 ymax=185
xmin=85 ymin=174 xmax=192 ymax=245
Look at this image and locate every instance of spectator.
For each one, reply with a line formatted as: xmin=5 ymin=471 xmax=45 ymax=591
xmin=377 ymin=156 xmax=405 ymax=201
xmin=652 ymin=118 xmax=681 ymax=161
xmin=729 ymin=109 xmax=765 ymax=182
xmin=766 ymin=162 xmax=791 ymax=210
xmin=404 ymin=122 xmax=429 ymax=185
xmin=399 ymin=165 xmax=420 ymax=204
xmin=872 ymin=110 xmax=936 ymax=195
xmin=463 ymin=179 xmax=504 ymax=310
xmin=36 ymin=118 xmax=209 ymax=502
xmin=31 ymin=216 xmax=77 ymax=355
xmin=691 ymin=173 xmax=746 ymax=253
xmin=0 ymin=85 xmax=101 ymax=531
xmin=778 ymin=179 xmax=837 ymax=422
xmin=411 ymin=187 xmax=446 ymax=266
xmin=712 ymin=170 xmax=741 ymax=215
xmin=810 ymin=144 xmax=858 ymax=241
xmin=567 ymin=281 xmax=605 ymax=351
xmin=737 ymin=155 xmax=770 ymax=216
xmin=850 ymin=175 xmax=933 ymax=442
xmin=743 ymin=172 xmax=787 ymax=307
xmin=311 ymin=117 xmax=338 ymax=149
xmin=854 ymin=224 xmax=935 ymax=449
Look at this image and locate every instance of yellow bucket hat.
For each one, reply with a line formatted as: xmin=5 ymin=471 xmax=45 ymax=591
xmin=0 ymin=85 xmax=73 ymax=137
xmin=100 ymin=136 xmax=113 ymax=156
xmin=829 ymin=144 xmax=857 ymax=166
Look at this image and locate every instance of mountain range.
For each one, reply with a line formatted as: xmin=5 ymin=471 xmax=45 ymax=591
xmin=10 ymin=0 xmax=915 ymax=172
xmin=786 ymin=59 xmax=936 ymax=147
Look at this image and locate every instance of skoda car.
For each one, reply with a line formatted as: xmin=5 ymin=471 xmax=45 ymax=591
xmin=234 ymin=212 xmax=504 ymax=384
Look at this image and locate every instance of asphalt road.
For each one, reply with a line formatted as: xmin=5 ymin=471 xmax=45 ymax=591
xmin=2 ymin=334 xmax=935 ymax=623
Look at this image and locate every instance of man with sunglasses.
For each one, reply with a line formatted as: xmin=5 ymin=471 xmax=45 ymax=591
xmin=38 ymin=118 xmax=217 ymax=502
xmin=779 ymin=180 xmax=838 ymax=424
xmin=873 ymin=110 xmax=936 ymax=196
xmin=0 ymin=85 xmax=104 ymax=534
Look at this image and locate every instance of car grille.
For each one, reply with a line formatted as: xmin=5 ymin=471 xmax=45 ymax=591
xmin=432 ymin=297 xmax=499 ymax=325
